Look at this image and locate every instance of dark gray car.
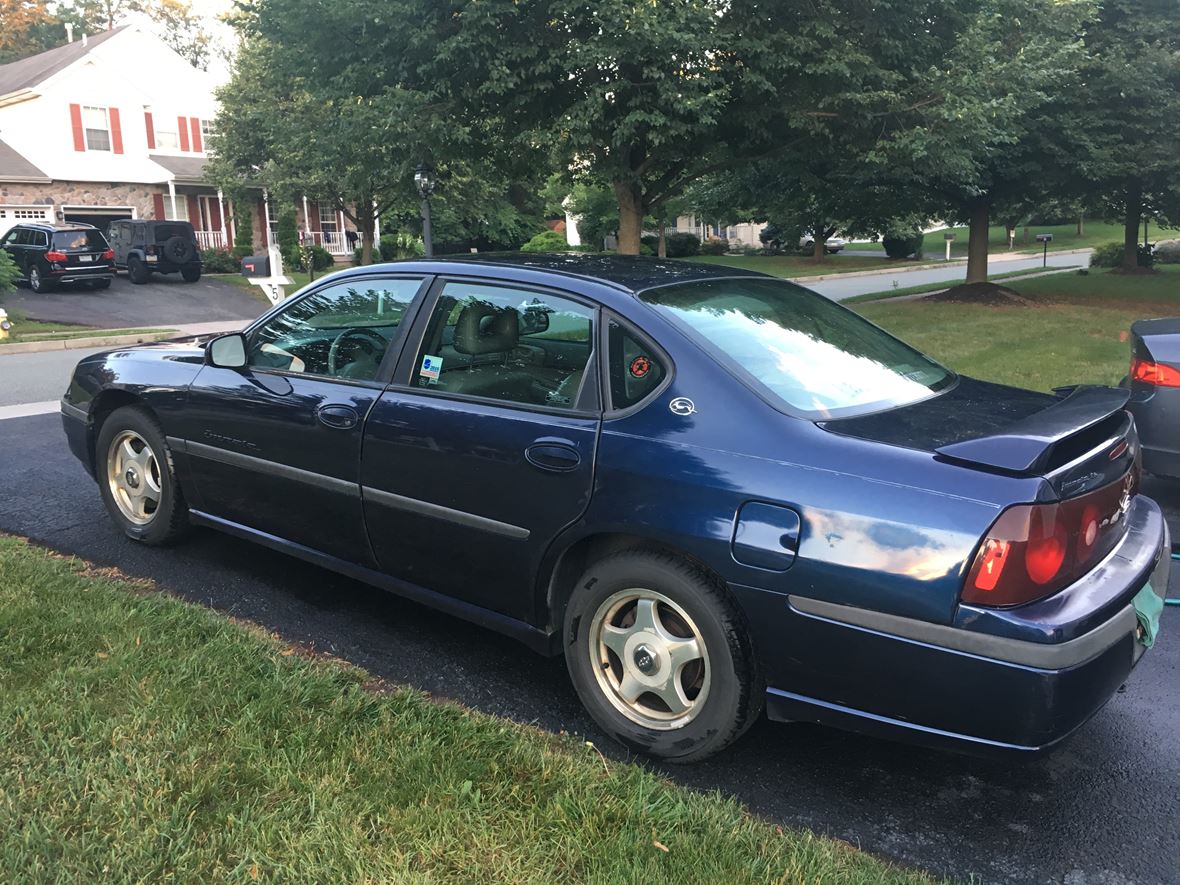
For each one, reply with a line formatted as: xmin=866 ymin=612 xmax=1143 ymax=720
xmin=1125 ymin=317 xmax=1180 ymax=479
xmin=107 ymin=219 xmax=202 ymax=284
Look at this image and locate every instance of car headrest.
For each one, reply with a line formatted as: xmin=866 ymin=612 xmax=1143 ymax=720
xmin=454 ymin=302 xmax=519 ymax=355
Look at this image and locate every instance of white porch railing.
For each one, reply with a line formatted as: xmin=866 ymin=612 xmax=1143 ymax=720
xmin=194 ymin=230 xmax=228 ymax=251
xmin=308 ymin=230 xmax=350 ymax=255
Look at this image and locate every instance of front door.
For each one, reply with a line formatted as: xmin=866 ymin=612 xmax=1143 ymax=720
xmin=361 ymin=278 xmax=601 ymax=622
xmin=178 ymin=275 xmax=428 ymax=565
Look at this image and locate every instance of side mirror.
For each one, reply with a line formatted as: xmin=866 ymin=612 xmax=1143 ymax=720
xmin=519 ymin=305 xmax=551 ymax=336
xmin=207 ymin=332 xmax=247 ymax=369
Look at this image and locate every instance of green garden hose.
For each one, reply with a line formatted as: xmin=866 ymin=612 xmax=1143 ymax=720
xmin=1168 ymin=552 xmax=1180 ymax=605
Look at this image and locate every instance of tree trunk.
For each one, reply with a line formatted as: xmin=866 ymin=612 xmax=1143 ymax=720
xmin=359 ymin=215 xmax=375 ymax=265
xmin=1122 ymin=181 xmax=1142 ymax=271
xmin=657 ymin=222 xmax=666 ymax=258
xmin=813 ymin=236 xmax=826 ymax=261
xmin=965 ymin=201 xmax=990 ymax=284
xmin=613 ymin=180 xmax=644 ymax=255
xmin=1077 ymin=214 xmax=1085 ymax=236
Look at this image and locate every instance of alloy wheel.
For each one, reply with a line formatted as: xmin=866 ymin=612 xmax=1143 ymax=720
xmin=106 ymin=430 xmax=162 ymax=525
xmin=588 ymin=588 xmax=711 ymax=730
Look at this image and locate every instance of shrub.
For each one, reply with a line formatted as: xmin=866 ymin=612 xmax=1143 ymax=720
xmin=759 ymin=223 xmax=787 ymax=251
xmin=882 ymin=224 xmax=924 ymax=259
xmin=700 ymin=237 xmax=729 ymax=255
xmin=664 ymin=232 xmax=701 ymax=257
xmin=639 ymin=243 xmax=655 ymax=256
xmin=231 ymin=200 xmax=253 ymax=258
xmin=379 ymin=232 xmax=425 ymax=261
xmin=200 ymin=248 xmax=239 ymax=274
xmin=0 ymin=247 xmax=18 ymax=295
xmin=276 ymin=206 xmax=299 ymax=254
xmin=520 ymin=229 xmax=569 ymax=252
xmin=641 ymin=234 xmax=660 ymax=253
xmin=284 ymin=244 xmax=335 ymax=272
xmin=1153 ymin=239 xmax=1180 ymax=264
xmin=1090 ymin=241 xmax=1153 ymax=268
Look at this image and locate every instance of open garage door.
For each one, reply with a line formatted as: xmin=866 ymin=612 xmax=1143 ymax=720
xmin=61 ymin=205 xmax=135 ymax=235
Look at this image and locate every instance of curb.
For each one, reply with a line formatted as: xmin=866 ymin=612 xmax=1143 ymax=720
xmin=0 ymin=329 xmax=177 ymax=356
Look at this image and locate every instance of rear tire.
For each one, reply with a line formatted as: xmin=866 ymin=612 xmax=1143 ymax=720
xmin=95 ymin=405 xmax=190 ymax=545
xmin=128 ymin=256 xmax=151 ymax=284
xmin=29 ymin=265 xmax=53 ymax=293
xmin=563 ymin=550 xmax=763 ymax=762
xmin=181 ymin=267 xmax=201 ymax=283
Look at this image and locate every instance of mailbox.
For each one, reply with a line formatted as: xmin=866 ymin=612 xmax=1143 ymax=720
xmin=1036 ymin=233 xmax=1054 ymax=243
xmin=944 ymin=232 xmax=956 ymax=240
xmin=241 ymin=254 xmax=270 ymax=277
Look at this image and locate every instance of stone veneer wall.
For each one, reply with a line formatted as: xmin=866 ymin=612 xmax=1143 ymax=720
xmin=0 ymin=180 xmax=163 ymax=220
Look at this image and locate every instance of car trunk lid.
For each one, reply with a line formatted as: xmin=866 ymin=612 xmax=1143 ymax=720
xmin=822 ymin=377 xmax=1138 ymax=499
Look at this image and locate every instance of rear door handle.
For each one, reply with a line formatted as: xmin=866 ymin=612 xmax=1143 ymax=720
xmin=525 ymin=440 xmax=582 ymax=473
xmin=317 ymin=404 xmax=358 ymax=430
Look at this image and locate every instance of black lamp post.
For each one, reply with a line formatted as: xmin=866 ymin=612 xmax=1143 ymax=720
xmin=414 ymin=163 xmax=436 ymax=257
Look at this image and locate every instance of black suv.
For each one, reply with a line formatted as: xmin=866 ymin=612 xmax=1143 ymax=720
xmin=0 ymin=222 xmax=114 ymax=292
xmin=107 ymin=219 xmax=202 ymax=284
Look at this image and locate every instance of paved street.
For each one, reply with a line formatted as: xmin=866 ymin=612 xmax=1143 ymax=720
xmin=0 ymin=409 xmax=1175 ymax=884
xmin=4 ymin=272 xmax=266 ymax=329
xmin=810 ymin=251 xmax=1091 ymax=301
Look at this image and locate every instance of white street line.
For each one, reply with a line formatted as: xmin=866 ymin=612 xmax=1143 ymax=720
xmin=0 ymin=401 xmax=59 ymax=420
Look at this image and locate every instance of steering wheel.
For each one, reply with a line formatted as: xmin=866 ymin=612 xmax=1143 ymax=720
xmin=327 ymin=328 xmax=387 ymax=376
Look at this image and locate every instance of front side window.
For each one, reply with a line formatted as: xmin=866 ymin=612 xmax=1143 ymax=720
xmin=83 ymin=106 xmax=111 ymax=151
xmin=411 ymin=282 xmax=595 ymax=410
xmin=640 ymin=278 xmax=954 ymax=419
xmin=248 ymin=278 xmax=422 ymax=381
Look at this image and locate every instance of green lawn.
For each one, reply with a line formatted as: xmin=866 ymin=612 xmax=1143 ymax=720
xmin=0 ymin=308 xmax=169 ymax=345
xmin=0 ymin=534 xmax=928 ymax=883
xmin=687 ymin=253 xmax=917 ymax=277
xmin=851 ymin=221 xmax=1176 ymax=259
xmin=857 ymin=266 xmax=1180 ymax=391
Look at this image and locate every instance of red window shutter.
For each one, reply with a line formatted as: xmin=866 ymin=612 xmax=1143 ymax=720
xmin=177 ymin=116 xmax=190 ymax=151
xmin=308 ymin=202 xmax=321 ymax=232
xmin=69 ymin=103 xmax=86 ymax=151
xmin=109 ymin=107 xmax=123 ymax=154
xmin=152 ymin=193 xmax=166 ymax=219
xmin=144 ymin=111 xmax=155 ymax=149
xmin=190 ymin=117 xmax=202 ymax=153
xmin=187 ymin=194 xmax=200 ymax=227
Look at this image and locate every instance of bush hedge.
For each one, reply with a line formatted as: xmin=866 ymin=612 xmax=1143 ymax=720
xmin=700 ymin=237 xmax=728 ymax=255
xmin=379 ymin=233 xmax=425 ymax=261
xmin=882 ymin=226 xmax=924 ymax=259
xmin=283 ymin=244 xmax=335 ymax=272
xmin=520 ymin=229 xmax=569 ymax=252
xmin=1091 ymin=241 xmax=1154 ymax=268
xmin=664 ymin=232 xmax=701 ymax=257
xmin=200 ymin=248 xmax=239 ymax=274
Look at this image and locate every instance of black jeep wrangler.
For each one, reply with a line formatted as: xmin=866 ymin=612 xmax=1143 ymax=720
xmin=107 ymin=219 xmax=202 ymax=284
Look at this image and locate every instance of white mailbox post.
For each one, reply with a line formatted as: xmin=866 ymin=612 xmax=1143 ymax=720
xmin=244 ymin=245 xmax=294 ymax=305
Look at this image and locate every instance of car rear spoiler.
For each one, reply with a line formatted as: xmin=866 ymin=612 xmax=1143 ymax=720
xmin=934 ymin=385 xmax=1130 ymax=475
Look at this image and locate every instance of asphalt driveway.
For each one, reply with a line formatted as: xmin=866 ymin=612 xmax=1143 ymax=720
xmin=0 ymin=413 xmax=1176 ymax=884
xmin=4 ymin=272 xmax=266 ymax=329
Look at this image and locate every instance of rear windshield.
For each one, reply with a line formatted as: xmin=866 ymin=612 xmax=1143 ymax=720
xmin=152 ymin=223 xmax=192 ymax=241
xmin=640 ymin=278 xmax=955 ymax=419
xmin=52 ymin=230 xmax=107 ymax=251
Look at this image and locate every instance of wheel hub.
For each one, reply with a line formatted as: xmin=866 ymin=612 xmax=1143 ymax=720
xmin=633 ymin=643 xmax=659 ymax=675
xmin=125 ymin=467 xmax=140 ymax=489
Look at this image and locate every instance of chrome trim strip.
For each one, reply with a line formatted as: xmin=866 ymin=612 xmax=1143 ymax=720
xmin=60 ymin=400 xmax=88 ymax=422
xmin=185 ymin=439 xmax=358 ymax=496
xmin=362 ymin=485 xmax=530 ymax=540
xmin=788 ymin=595 xmax=1136 ymax=670
xmin=165 ymin=435 xmax=187 ymax=453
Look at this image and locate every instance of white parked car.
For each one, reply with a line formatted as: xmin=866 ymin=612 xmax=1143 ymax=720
xmin=799 ymin=234 xmax=847 ymax=253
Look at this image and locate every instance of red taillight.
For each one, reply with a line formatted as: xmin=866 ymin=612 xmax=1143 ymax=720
xmin=963 ymin=473 xmax=1135 ymax=607
xmin=45 ymin=250 xmax=67 ymax=262
xmin=1130 ymin=356 xmax=1180 ymax=387
xmin=102 ymin=249 xmax=114 ymax=260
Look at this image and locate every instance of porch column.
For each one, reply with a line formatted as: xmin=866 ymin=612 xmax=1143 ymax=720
xmin=301 ymin=193 xmax=310 ymax=244
xmin=338 ymin=206 xmax=346 ymax=252
xmin=218 ymin=188 xmax=229 ymax=250
xmin=226 ymin=198 xmax=235 ymax=248
xmin=262 ymin=189 xmax=272 ymax=250
xmin=373 ymin=200 xmax=380 ymax=243
xmin=167 ymin=178 xmax=179 ymax=220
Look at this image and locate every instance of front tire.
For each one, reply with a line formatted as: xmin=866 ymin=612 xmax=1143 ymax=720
xmin=563 ymin=550 xmax=763 ymax=762
xmin=95 ymin=406 xmax=189 ymax=545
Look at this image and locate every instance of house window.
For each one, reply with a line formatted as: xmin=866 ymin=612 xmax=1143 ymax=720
xmin=154 ymin=121 xmax=180 ymax=150
xmin=267 ymin=200 xmax=278 ymax=234
xmin=318 ymin=203 xmax=338 ymax=234
xmin=83 ymin=106 xmax=111 ymax=151
xmin=163 ymin=196 xmax=189 ymax=222
xmin=200 ymin=119 xmax=215 ymax=141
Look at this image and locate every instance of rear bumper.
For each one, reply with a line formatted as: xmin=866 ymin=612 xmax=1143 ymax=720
xmin=740 ymin=497 xmax=1169 ymax=753
xmin=49 ymin=265 xmax=113 ymax=284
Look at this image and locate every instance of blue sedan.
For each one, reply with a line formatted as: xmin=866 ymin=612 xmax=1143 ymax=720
xmin=60 ymin=255 xmax=1169 ymax=761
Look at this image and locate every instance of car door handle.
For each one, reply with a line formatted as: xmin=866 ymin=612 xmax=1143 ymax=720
xmin=317 ymin=404 xmax=359 ymax=430
xmin=525 ymin=440 xmax=582 ymax=473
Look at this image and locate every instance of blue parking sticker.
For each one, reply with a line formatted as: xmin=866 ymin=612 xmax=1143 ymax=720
xmin=420 ymin=354 xmax=443 ymax=383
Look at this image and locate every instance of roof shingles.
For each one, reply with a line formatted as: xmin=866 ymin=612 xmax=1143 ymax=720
xmin=0 ymin=27 xmax=124 ymax=98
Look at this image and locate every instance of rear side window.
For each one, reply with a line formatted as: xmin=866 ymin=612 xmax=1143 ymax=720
xmin=607 ymin=319 xmax=666 ymax=410
xmin=52 ymin=230 xmax=107 ymax=251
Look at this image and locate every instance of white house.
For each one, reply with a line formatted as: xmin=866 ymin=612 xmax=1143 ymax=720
xmin=0 ymin=25 xmax=354 ymax=256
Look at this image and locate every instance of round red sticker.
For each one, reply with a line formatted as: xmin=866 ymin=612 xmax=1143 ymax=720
xmin=630 ymin=356 xmax=651 ymax=378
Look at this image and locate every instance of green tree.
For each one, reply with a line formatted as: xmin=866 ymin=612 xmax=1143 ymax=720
xmin=0 ymin=0 xmax=62 ymax=63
